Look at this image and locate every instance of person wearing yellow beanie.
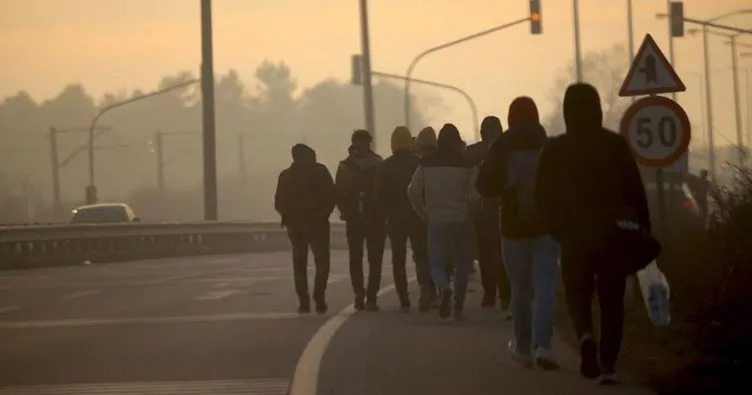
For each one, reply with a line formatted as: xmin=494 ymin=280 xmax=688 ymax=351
xmin=377 ymin=126 xmax=432 ymax=311
xmin=391 ymin=126 xmax=414 ymax=153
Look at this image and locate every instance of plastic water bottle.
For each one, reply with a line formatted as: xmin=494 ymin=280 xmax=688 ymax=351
xmin=646 ymin=282 xmax=671 ymax=326
xmin=357 ymin=192 xmax=365 ymax=214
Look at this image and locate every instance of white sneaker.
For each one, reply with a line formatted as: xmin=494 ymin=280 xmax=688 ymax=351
xmin=534 ymin=347 xmax=560 ymax=370
xmin=507 ymin=340 xmax=533 ymax=368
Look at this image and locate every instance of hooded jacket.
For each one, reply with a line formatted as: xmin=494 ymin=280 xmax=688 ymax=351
xmin=335 ymin=131 xmax=384 ymax=221
xmin=465 ymin=116 xmax=503 ymax=221
xmin=378 ymin=127 xmax=422 ymax=224
xmin=534 ymin=83 xmax=650 ymax=244
xmin=408 ymin=123 xmax=478 ymax=223
xmin=477 ymin=97 xmax=548 ymax=238
xmin=275 ymin=144 xmax=336 ymax=228
xmin=415 ymin=127 xmax=438 ymax=158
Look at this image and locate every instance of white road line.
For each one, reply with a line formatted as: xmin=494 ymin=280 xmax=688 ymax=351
xmin=195 ymin=289 xmax=245 ymax=301
xmin=63 ymin=289 xmax=100 ymax=300
xmin=0 ymin=378 xmax=290 ymax=395
xmin=0 ymin=312 xmax=318 ymax=329
xmin=0 ymin=306 xmax=21 ymax=314
xmin=150 ymin=271 xmax=207 ymax=284
xmin=289 ymin=276 xmax=415 ymax=395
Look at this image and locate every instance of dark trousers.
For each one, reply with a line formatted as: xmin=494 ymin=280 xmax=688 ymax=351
xmin=287 ymin=221 xmax=331 ymax=304
xmin=387 ymin=218 xmax=430 ymax=303
xmin=561 ymin=244 xmax=627 ymax=370
xmin=476 ymin=217 xmax=510 ymax=305
xmin=346 ymin=217 xmax=386 ymax=301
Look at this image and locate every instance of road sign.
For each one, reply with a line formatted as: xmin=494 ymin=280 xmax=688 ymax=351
xmin=619 ymin=34 xmax=686 ymax=96
xmin=620 ymin=96 xmax=691 ymax=168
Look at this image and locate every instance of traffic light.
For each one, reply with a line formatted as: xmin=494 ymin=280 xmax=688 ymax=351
xmin=670 ymin=1 xmax=684 ymax=37
xmin=529 ymin=0 xmax=542 ymax=35
xmin=351 ymin=54 xmax=363 ymax=86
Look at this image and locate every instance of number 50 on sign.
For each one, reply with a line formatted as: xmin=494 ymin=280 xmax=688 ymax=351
xmin=619 ymin=96 xmax=691 ymax=168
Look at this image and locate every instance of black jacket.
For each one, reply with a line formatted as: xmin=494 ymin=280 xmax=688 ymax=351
xmin=275 ymin=161 xmax=336 ymax=228
xmin=377 ymin=150 xmax=422 ymax=225
xmin=334 ymin=149 xmax=384 ymax=221
xmin=534 ymin=83 xmax=650 ymax=245
xmin=477 ymin=123 xmax=549 ymax=238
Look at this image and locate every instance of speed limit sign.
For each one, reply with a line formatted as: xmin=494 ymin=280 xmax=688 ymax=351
xmin=619 ymin=96 xmax=691 ymax=168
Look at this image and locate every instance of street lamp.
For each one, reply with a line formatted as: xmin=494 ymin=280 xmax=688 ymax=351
xmin=374 ymin=72 xmax=479 ymax=140
xmin=657 ymin=8 xmax=752 ymax=180
xmin=403 ymin=15 xmax=534 ymax=132
xmin=85 ymin=78 xmax=199 ymax=205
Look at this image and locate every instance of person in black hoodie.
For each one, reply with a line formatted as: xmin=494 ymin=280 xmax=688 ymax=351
xmin=275 ymin=144 xmax=336 ymax=314
xmin=465 ymin=116 xmax=510 ymax=309
xmin=377 ymin=126 xmax=431 ymax=312
xmin=476 ymin=97 xmax=559 ymax=370
xmin=335 ymin=129 xmax=386 ymax=311
xmin=534 ymin=83 xmax=651 ymax=384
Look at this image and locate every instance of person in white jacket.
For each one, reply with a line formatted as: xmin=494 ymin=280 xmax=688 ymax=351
xmin=408 ymin=123 xmax=478 ymax=321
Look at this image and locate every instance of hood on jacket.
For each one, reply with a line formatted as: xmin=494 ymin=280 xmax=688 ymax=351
xmin=480 ymin=116 xmax=503 ymax=145
xmin=391 ymin=126 xmax=413 ymax=153
xmin=508 ymin=96 xmax=540 ymax=128
xmin=416 ymin=127 xmax=437 ymax=148
xmin=563 ymin=83 xmax=603 ymax=134
xmin=291 ymin=143 xmax=316 ymax=165
xmin=437 ymin=123 xmax=464 ymax=154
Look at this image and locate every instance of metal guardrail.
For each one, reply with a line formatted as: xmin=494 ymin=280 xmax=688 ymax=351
xmin=0 ymin=222 xmax=347 ymax=269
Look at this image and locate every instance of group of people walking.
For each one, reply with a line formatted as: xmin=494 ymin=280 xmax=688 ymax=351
xmin=274 ymin=82 xmax=653 ymax=386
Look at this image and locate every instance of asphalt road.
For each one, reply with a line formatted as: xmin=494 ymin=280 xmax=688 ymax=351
xmin=0 ymin=252 xmax=358 ymax=395
xmin=0 ymin=251 xmax=654 ymax=395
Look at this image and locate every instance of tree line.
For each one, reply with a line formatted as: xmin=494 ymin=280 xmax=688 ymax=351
xmin=0 ymin=61 xmax=435 ymax=223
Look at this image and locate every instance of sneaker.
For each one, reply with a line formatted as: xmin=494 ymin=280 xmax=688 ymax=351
xmin=298 ymin=303 xmax=311 ymax=314
xmin=365 ymin=300 xmax=380 ymax=312
xmin=481 ymin=295 xmax=496 ymax=308
xmin=353 ymin=296 xmax=365 ymax=311
xmin=438 ymin=288 xmax=453 ymax=318
xmin=453 ymin=309 xmax=464 ymax=322
xmin=534 ymin=347 xmax=560 ymax=371
xmin=598 ymin=371 xmax=619 ymax=385
xmin=314 ymin=300 xmax=328 ymax=314
xmin=579 ymin=334 xmax=601 ymax=379
xmin=508 ymin=340 xmax=533 ymax=368
xmin=418 ymin=286 xmax=432 ymax=312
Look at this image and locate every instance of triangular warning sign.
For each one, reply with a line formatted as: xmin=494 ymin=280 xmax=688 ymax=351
xmin=619 ymin=34 xmax=686 ymax=97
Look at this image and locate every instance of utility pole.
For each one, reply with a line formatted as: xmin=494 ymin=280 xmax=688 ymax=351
xmin=201 ymin=0 xmax=218 ymax=221
xmin=238 ymin=134 xmax=247 ymax=193
xmin=155 ymin=131 xmax=165 ymax=193
xmin=48 ymin=127 xmax=62 ymax=221
xmin=573 ymin=0 xmax=583 ymax=82
xmin=358 ymin=0 xmax=377 ymax=148
xmin=729 ymin=36 xmax=745 ymax=166
xmin=701 ymin=26 xmax=717 ymax=180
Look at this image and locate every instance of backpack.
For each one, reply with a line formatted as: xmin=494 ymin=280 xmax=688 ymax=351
xmin=505 ymin=149 xmax=542 ymax=225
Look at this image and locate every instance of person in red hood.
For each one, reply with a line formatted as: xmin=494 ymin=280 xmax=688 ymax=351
xmin=477 ymin=96 xmax=560 ymax=370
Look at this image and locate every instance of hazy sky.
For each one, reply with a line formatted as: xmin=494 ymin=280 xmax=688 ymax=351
xmin=1 ymin=0 xmax=751 ymax=145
